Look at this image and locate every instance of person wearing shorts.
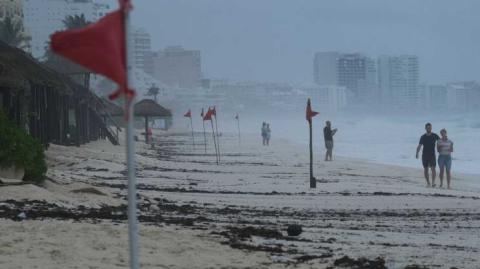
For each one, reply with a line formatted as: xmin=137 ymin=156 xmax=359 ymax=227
xmin=416 ymin=123 xmax=440 ymax=187
xmin=437 ymin=129 xmax=453 ymax=189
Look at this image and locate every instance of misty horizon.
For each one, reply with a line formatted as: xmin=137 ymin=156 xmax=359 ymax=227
xmin=124 ymin=0 xmax=480 ymax=84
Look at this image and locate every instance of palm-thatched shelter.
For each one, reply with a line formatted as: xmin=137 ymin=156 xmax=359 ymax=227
xmin=0 ymin=41 xmax=119 ymax=146
xmin=133 ymin=99 xmax=172 ymax=143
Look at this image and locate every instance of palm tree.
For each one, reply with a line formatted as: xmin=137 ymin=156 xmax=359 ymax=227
xmin=146 ymin=84 xmax=160 ymax=102
xmin=43 ymin=14 xmax=91 ymax=61
xmin=43 ymin=14 xmax=92 ymax=87
xmin=0 ymin=16 xmax=30 ymax=49
xmin=62 ymin=14 xmax=90 ymax=30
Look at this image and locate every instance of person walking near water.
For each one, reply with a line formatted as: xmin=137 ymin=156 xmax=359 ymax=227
xmin=416 ymin=123 xmax=440 ymax=187
xmin=261 ymin=122 xmax=267 ymax=146
xmin=437 ymin=129 xmax=454 ymax=189
xmin=323 ymin=121 xmax=337 ymax=161
xmin=266 ymin=124 xmax=271 ymax=146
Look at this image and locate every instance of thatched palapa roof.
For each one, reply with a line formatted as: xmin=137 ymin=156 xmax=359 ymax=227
xmin=134 ymin=99 xmax=172 ymax=118
xmin=0 ymin=41 xmax=73 ymax=95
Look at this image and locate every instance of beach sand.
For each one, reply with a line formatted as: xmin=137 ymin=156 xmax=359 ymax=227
xmin=1 ymin=130 xmax=479 ymax=268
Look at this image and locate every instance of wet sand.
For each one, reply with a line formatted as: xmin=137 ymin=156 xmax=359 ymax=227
xmin=1 ymin=130 xmax=479 ymax=268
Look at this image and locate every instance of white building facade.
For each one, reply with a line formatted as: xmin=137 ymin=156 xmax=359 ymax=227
xmin=377 ymin=55 xmax=419 ymax=110
xmin=313 ymin=51 xmax=376 ymax=106
xmin=131 ymin=27 xmax=151 ymax=73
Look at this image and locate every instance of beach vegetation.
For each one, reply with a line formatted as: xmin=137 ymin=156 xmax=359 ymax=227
xmin=0 ymin=110 xmax=47 ymax=184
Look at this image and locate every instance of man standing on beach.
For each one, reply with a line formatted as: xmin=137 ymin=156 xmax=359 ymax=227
xmin=416 ymin=123 xmax=440 ymax=187
xmin=323 ymin=121 xmax=337 ymax=161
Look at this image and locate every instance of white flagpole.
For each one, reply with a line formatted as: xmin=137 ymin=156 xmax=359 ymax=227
xmin=124 ymin=7 xmax=139 ymax=269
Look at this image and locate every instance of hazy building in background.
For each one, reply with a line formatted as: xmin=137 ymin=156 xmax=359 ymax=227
xmin=377 ymin=55 xmax=419 ymax=110
xmin=150 ymin=46 xmax=202 ymax=89
xmin=424 ymin=85 xmax=447 ymax=111
xmin=445 ymin=82 xmax=480 ymax=112
xmin=23 ymin=0 xmax=111 ymax=58
xmin=302 ymin=84 xmax=347 ymax=112
xmin=313 ymin=52 xmax=376 ymax=106
xmin=337 ymin=53 xmax=375 ymax=103
xmin=130 ymin=27 xmax=151 ymax=73
xmin=0 ymin=0 xmax=30 ymax=50
xmin=313 ymin=52 xmax=338 ymax=85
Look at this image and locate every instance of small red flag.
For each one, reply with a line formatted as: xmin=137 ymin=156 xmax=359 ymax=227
xmin=203 ymin=107 xmax=213 ymax=121
xmin=184 ymin=109 xmax=192 ymax=118
xmin=306 ymin=98 xmax=319 ymax=123
xmin=50 ymin=0 xmax=134 ymax=101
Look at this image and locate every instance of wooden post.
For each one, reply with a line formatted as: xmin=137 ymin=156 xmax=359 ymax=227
xmin=308 ymin=98 xmax=316 ymax=188
xmin=236 ymin=116 xmax=241 ymax=145
xmin=210 ymin=120 xmax=219 ymax=165
xmin=214 ymin=114 xmax=220 ymax=162
xmin=144 ymin=116 xmax=149 ymax=143
xmin=202 ymin=120 xmax=207 ymax=154
xmin=190 ymin=116 xmax=195 ymax=149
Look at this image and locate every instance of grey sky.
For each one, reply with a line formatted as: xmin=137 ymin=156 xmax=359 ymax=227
xmin=128 ymin=0 xmax=480 ymax=84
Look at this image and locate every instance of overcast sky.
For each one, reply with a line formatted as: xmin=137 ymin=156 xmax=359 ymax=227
xmin=127 ymin=0 xmax=480 ymax=84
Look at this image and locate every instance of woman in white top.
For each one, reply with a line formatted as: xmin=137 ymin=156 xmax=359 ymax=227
xmin=437 ymin=129 xmax=454 ymax=189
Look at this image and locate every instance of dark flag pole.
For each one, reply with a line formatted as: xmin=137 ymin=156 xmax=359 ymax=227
xmin=201 ymin=108 xmax=207 ymax=154
xmin=306 ymin=98 xmax=319 ymax=189
xmin=236 ymin=114 xmax=240 ymax=145
xmin=213 ymin=106 xmax=220 ymax=162
xmin=190 ymin=116 xmax=195 ymax=149
xmin=210 ymin=119 xmax=219 ymax=165
xmin=184 ymin=109 xmax=195 ymax=149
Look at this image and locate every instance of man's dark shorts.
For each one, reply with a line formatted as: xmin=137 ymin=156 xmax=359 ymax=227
xmin=422 ymin=154 xmax=436 ymax=168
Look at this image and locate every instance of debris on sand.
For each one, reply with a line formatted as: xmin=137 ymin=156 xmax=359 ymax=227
xmin=287 ymin=224 xmax=303 ymax=236
xmin=404 ymin=265 xmax=429 ymax=269
xmin=71 ymin=187 xmax=107 ymax=196
xmin=332 ymin=255 xmax=386 ymax=269
xmin=226 ymin=226 xmax=283 ymax=239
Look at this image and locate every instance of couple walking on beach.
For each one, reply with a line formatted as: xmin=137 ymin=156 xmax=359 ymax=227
xmin=261 ymin=122 xmax=271 ymax=146
xmin=416 ymin=123 xmax=454 ymax=189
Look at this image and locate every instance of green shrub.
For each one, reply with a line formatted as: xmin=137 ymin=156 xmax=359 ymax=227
xmin=0 ymin=110 xmax=47 ymax=183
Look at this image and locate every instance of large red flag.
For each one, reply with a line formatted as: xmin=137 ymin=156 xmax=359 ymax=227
xmin=50 ymin=0 xmax=134 ymax=101
xmin=203 ymin=107 xmax=213 ymax=121
xmin=306 ymin=98 xmax=319 ymax=123
xmin=184 ymin=109 xmax=192 ymax=118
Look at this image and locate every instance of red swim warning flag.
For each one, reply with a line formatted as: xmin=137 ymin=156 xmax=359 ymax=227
xmin=203 ymin=107 xmax=213 ymax=121
xmin=50 ymin=0 xmax=134 ymax=101
xmin=306 ymin=99 xmax=319 ymax=123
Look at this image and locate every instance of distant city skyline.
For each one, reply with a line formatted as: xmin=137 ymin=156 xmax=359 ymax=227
xmin=128 ymin=0 xmax=480 ymax=84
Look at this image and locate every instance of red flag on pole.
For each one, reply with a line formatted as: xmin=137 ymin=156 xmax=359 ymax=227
xmin=203 ymin=107 xmax=213 ymax=121
xmin=306 ymin=99 xmax=319 ymax=122
xmin=184 ymin=109 xmax=192 ymax=118
xmin=50 ymin=0 xmax=134 ymax=101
